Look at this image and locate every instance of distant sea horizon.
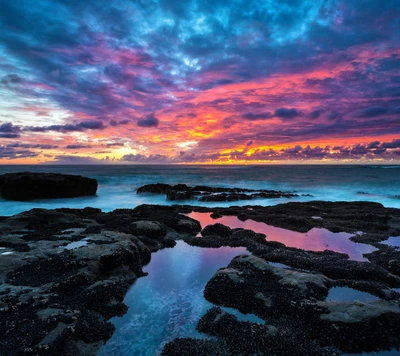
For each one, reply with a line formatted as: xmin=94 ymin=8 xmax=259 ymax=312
xmin=0 ymin=164 xmax=399 ymax=216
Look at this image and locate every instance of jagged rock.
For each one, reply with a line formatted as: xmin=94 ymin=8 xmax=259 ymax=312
xmin=204 ymin=254 xmax=332 ymax=316
xmin=131 ymin=220 xmax=167 ymax=240
xmin=201 ymin=223 xmax=232 ymax=238
xmin=137 ymin=183 xmax=297 ymax=202
xmin=0 ymin=172 xmax=97 ymax=201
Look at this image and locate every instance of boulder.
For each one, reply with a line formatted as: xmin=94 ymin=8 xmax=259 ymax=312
xmin=201 ymin=223 xmax=232 ymax=238
xmin=0 ymin=172 xmax=97 ymax=201
xmin=131 ymin=220 xmax=167 ymax=240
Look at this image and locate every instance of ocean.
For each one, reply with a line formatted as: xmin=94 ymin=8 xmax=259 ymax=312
xmin=0 ymin=164 xmax=399 ymax=216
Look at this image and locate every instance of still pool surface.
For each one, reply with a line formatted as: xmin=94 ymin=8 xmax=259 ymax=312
xmin=186 ymin=212 xmax=377 ymax=261
xmin=326 ymin=286 xmax=380 ymax=303
xmin=98 ymin=241 xmax=261 ymax=356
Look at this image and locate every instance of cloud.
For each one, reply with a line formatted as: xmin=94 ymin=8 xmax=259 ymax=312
xmin=110 ymin=119 xmax=131 ymax=126
xmin=65 ymin=144 xmax=92 ymax=149
xmin=177 ymin=112 xmax=197 ymax=119
xmin=353 ymin=106 xmax=389 ymax=118
xmin=26 ymin=120 xmax=105 ymax=133
xmin=137 ymin=114 xmax=159 ymax=127
xmin=0 ymin=74 xmax=23 ymax=85
xmin=50 ymin=155 xmax=104 ymax=164
xmin=327 ymin=111 xmax=342 ymax=121
xmin=0 ymin=0 xmax=399 ymax=163
xmin=274 ymin=108 xmax=300 ymax=119
xmin=121 ymin=153 xmax=169 ymax=163
xmin=0 ymin=145 xmax=38 ymax=159
xmin=310 ymin=109 xmax=324 ymax=119
xmin=0 ymin=122 xmax=21 ymax=138
xmin=106 ymin=142 xmax=125 ymax=147
xmin=242 ymin=112 xmax=272 ymax=120
xmin=381 ymin=139 xmax=400 ymax=149
xmin=6 ymin=142 xmax=58 ymax=149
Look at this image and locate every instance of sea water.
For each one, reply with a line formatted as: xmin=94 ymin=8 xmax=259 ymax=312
xmin=98 ymin=241 xmax=262 ymax=356
xmin=186 ymin=212 xmax=377 ymax=261
xmin=1 ymin=165 xmax=399 ymax=355
xmin=0 ymin=164 xmax=399 ymax=216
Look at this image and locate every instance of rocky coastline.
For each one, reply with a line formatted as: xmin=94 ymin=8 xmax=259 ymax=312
xmin=1 ymin=186 xmax=400 ymax=355
xmin=137 ymin=183 xmax=299 ymax=201
xmin=0 ymin=172 xmax=97 ymax=201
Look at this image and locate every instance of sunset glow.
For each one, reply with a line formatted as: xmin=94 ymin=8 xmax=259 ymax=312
xmin=0 ymin=1 xmax=399 ymax=164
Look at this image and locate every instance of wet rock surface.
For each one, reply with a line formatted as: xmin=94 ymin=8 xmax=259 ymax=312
xmin=0 ymin=172 xmax=98 ymax=201
xmin=0 ymin=205 xmax=200 ymax=355
xmin=137 ymin=183 xmax=298 ymax=202
xmin=0 ymin=200 xmax=400 ymax=355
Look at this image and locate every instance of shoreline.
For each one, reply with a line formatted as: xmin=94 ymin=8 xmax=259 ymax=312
xmin=0 ymin=201 xmax=400 ymax=355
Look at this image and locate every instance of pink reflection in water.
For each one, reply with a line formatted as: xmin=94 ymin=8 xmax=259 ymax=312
xmin=186 ymin=212 xmax=377 ymax=261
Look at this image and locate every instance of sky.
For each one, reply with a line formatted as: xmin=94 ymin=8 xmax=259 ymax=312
xmin=0 ymin=0 xmax=399 ymax=164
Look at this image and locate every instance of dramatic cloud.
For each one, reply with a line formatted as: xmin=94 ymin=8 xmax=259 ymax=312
xmin=274 ymin=108 xmax=301 ymax=119
xmin=137 ymin=114 xmax=159 ymax=128
xmin=26 ymin=120 xmax=105 ymax=133
xmin=0 ymin=0 xmax=399 ymax=163
xmin=0 ymin=123 xmax=21 ymax=138
xmin=310 ymin=109 xmax=324 ymax=119
xmin=7 ymin=143 xmax=58 ymax=149
xmin=242 ymin=112 xmax=272 ymax=121
xmin=353 ymin=107 xmax=389 ymax=118
xmin=65 ymin=144 xmax=92 ymax=149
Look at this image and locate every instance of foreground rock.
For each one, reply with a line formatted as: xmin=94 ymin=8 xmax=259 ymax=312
xmin=137 ymin=183 xmax=298 ymax=202
xmin=194 ymin=255 xmax=400 ymax=354
xmin=1 ymin=201 xmax=400 ymax=355
xmin=0 ymin=206 xmax=200 ymax=355
xmin=0 ymin=172 xmax=97 ymax=201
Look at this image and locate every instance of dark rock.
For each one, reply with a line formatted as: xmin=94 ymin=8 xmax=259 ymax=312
xmin=166 ymin=190 xmax=193 ymax=200
xmin=316 ymin=300 xmax=400 ymax=352
xmin=137 ymin=183 xmax=298 ymax=203
xmin=162 ymin=338 xmax=229 ymax=356
xmin=199 ymin=193 xmax=252 ymax=202
xmin=201 ymin=223 xmax=232 ymax=238
xmin=98 ymin=242 xmax=142 ymax=276
xmin=6 ymin=251 xmax=87 ymax=287
xmin=202 ymin=253 xmax=400 ymax=353
xmin=0 ymin=172 xmax=97 ymax=201
xmin=1 ymin=201 xmax=400 ymax=356
xmin=194 ymin=307 xmax=340 ymax=356
xmin=131 ymin=220 xmax=167 ymax=240
xmin=136 ymin=183 xmax=172 ymax=194
xmin=81 ymin=278 xmax=130 ymax=318
xmin=204 ymin=254 xmax=332 ymax=316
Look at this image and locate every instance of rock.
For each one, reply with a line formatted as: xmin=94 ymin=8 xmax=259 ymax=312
xmin=192 ymin=306 xmax=340 ymax=356
xmin=136 ymin=183 xmax=172 ymax=194
xmin=137 ymin=183 xmax=298 ymax=203
xmin=166 ymin=190 xmax=193 ymax=200
xmin=162 ymin=338 xmax=229 ymax=356
xmin=0 ymin=172 xmax=97 ymax=201
xmin=201 ymin=223 xmax=232 ymax=238
xmin=315 ymin=300 xmax=400 ymax=352
xmin=131 ymin=220 xmax=167 ymax=240
xmin=199 ymin=193 xmax=252 ymax=202
xmin=318 ymin=299 xmax=400 ymax=324
xmin=204 ymin=255 xmax=332 ymax=316
xmin=1 ymin=201 xmax=400 ymax=356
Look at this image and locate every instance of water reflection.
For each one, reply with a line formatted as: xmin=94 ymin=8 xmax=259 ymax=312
xmin=326 ymin=287 xmax=379 ymax=303
xmin=186 ymin=212 xmax=377 ymax=261
xmin=382 ymin=236 xmax=400 ymax=248
xmin=99 ymin=241 xmax=251 ymax=356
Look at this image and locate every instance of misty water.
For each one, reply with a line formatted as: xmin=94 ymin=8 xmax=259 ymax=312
xmin=0 ymin=164 xmax=399 ymax=216
xmin=98 ymin=241 xmax=260 ymax=356
xmin=1 ymin=164 xmax=398 ymax=355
